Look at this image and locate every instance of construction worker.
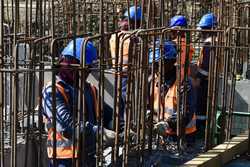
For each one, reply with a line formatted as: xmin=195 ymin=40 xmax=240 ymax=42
xmin=169 ymin=15 xmax=195 ymax=82
xmin=110 ymin=5 xmax=142 ymax=73
xmin=109 ymin=6 xmax=143 ymax=133
xmin=195 ymin=13 xmax=218 ymax=128
xmin=169 ymin=15 xmax=197 ymax=122
xmin=149 ymin=41 xmax=197 ymax=144
xmin=110 ymin=5 xmax=142 ymax=67
xmin=42 ymin=38 xmax=115 ymax=167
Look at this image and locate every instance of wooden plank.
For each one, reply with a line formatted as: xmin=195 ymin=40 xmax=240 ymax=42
xmin=183 ymin=134 xmax=248 ymax=167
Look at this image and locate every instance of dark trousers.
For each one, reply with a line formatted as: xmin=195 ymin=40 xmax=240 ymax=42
xmin=197 ymin=79 xmax=208 ymax=116
xmin=196 ymin=79 xmax=208 ymax=131
xmin=49 ymin=159 xmax=72 ymax=167
xmin=49 ymin=157 xmax=96 ymax=167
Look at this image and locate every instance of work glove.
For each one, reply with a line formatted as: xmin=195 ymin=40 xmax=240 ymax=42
xmin=154 ymin=121 xmax=169 ymax=136
xmin=119 ymin=129 xmax=137 ymax=145
xmin=102 ymin=128 xmax=116 ymax=147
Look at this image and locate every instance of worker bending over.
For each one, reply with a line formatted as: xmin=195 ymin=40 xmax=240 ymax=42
xmin=42 ymin=38 xmax=115 ymax=167
xmin=148 ymin=41 xmax=197 ymax=146
xmin=109 ymin=6 xmax=143 ymax=133
xmin=169 ymin=15 xmax=195 ymax=82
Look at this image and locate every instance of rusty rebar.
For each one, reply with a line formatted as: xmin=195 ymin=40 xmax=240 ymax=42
xmin=0 ymin=1 xmax=250 ymax=166
xmin=0 ymin=0 xmax=4 ymax=166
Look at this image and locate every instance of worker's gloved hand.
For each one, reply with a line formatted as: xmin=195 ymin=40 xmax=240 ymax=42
xmin=102 ymin=128 xmax=115 ymax=147
xmin=119 ymin=129 xmax=137 ymax=145
xmin=154 ymin=121 xmax=169 ymax=136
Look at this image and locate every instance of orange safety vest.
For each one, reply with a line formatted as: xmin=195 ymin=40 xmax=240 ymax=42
xmin=173 ymin=37 xmax=195 ymax=82
xmin=45 ymin=81 xmax=98 ymax=159
xmin=153 ymin=79 xmax=196 ymax=135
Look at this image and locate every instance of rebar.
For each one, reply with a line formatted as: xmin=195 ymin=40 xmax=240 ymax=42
xmin=0 ymin=1 xmax=250 ymax=166
xmin=0 ymin=0 xmax=4 ymax=166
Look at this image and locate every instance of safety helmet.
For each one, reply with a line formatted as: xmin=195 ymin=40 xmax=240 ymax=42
xmin=61 ymin=38 xmax=97 ymax=65
xmin=124 ymin=6 xmax=142 ymax=21
xmin=149 ymin=41 xmax=177 ymax=64
xmin=169 ymin=15 xmax=187 ymax=28
xmin=197 ymin=13 xmax=217 ymax=29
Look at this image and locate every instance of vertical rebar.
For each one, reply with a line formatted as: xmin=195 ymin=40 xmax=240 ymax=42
xmin=11 ymin=0 xmax=19 ymax=166
xmin=112 ymin=32 xmax=121 ymax=165
xmin=79 ymin=38 xmax=88 ymax=167
xmin=210 ymin=35 xmax=219 ymax=147
xmin=50 ymin=0 xmax=57 ymax=165
xmin=176 ymin=32 xmax=183 ymax=154
xmin=0 ymin=0 xmax=4 ymax=166
xmin=148 ymin=4 xmax=156 ymax=153
xmin=38 ymin=8 xmax=44 ymax=167
xmin=219 ymin=32 xmax=229 ymax=144
xmin=140 ymin=35 xmax=148 ymax=165
xmin=122 ymin=34 xmax=134 ymax=167
xmin=97 ymin=1 xmax=104 ymax=166
xmin=126 ymin=0 xmax=131 ymax=30
xmin=205 ymin=34 xmax=215 ymax=151
xmin=182 ymin=31 xmax=191 ymax=146
xmin=227 ymin=29 xmax=239 ymax=141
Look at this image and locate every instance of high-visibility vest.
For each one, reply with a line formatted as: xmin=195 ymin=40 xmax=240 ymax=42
xmin=164 ymin=114 xmax=197 ymax=135
xmin=44 ymin=81 xmax=98 ymax=159
xmin=173 ymin=37 xmax=195 ymax=81
xmin=153 ymin=80 xmax=196 ymax=135
xmin=163 ymin=82 xmax=196 ymax=135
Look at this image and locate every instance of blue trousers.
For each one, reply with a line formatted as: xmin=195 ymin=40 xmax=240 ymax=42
xmin=48 ymin=159 xmax=72 ymax=167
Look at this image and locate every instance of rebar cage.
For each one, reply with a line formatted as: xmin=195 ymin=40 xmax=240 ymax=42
xmin=0 ymin=0 xmax=250 ymax=167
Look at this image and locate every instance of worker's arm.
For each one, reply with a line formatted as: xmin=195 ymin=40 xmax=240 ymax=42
xmin=196 ymin=45 xmax=211 ymax=79
xmin=183 ymin=80 xmax=196 ymax=126
xmin=42 ymin=85 xmax=73 ymax=132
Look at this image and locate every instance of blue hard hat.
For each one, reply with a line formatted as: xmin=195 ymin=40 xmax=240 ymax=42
xmin=149 ymin=41 xmax=177 ymax=64
xmin=197 ymin=13 xmax=217 ymax=29
xmin=124 ymin=6 xmax=142 ymax=21
xmin=169 ymin=15 xmax=187 ymax=28
xmin=61 ymin=38 xmax=97 ymax=65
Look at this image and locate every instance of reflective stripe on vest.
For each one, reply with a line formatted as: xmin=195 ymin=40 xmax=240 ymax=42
xmin=47 ymin=146 xmax=78 ymax=159
xmin=45 ymin=81 xmax=97 ymax=159
xmin=46 ymin=82 xmax=76 ymax=159
xmin=185 ymin=114 xmax=197 ymax=134
xmin=151 ymin=77 xmax=196 ymax=135
xmin=164 ymin=114 xmax=197 ymax=135
xmin=197 ymin=67 xmax=209 ymax=77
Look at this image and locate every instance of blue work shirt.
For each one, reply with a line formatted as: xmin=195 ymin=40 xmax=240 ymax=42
xmin=41 ymin=76 xmax=97 ymax=135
